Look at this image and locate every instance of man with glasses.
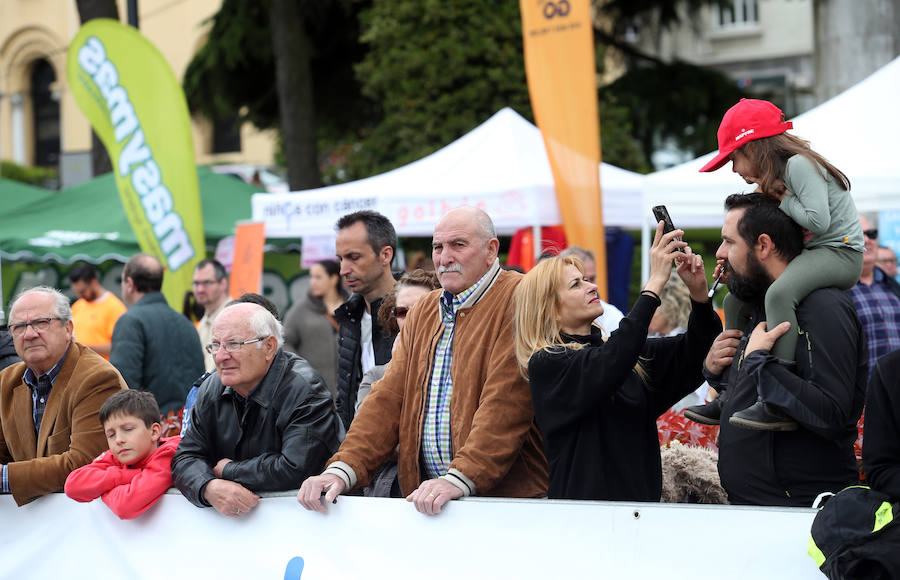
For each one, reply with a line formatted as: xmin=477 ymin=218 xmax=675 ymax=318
xmin=110 ymin=254 xmax=205 ymax=415
xmin=847 ymin=216 xmax=900 ymax=376
xmin=192 ymin=259 xmax=230 ymax=371
xmin=0 ymin=286 xmax=126 ymax=505
xmin=172 ymin=302 xmax=342 ymax=517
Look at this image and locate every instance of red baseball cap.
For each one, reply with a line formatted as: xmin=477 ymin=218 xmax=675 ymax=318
xmin=699 ymin=98 xmax=793 ymax=172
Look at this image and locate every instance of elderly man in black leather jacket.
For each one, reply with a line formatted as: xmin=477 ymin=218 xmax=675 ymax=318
xmin=173 ymin=302 xmax=343 ymax=518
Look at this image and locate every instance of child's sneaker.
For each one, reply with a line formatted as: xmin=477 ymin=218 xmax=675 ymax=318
xmin=684 ymin=397 xmax=724 ymax=426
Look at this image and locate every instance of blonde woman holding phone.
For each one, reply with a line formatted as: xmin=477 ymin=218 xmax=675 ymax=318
xmin=513 ymin=222 xmax=721 ymax=501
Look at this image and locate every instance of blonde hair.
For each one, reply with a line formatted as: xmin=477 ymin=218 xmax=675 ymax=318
xmin=514 ymin=256 xmax=586 ymax=378
xmin=514 ymin=255 xmax=647 ymax=383
xmin=657 ymin=274 xmax=691 ymax=332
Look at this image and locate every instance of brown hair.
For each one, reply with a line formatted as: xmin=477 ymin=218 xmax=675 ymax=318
xmin=99 ymin=390 xmax=161 ymax=427
xmin=739 ymin=132 xmax=850 ymax=196
xmin=377 ymin=269 xmax=440 ymax=334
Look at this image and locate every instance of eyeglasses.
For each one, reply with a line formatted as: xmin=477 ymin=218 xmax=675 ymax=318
xmin=391 ymin=306 xmax=409 ymax=319
xmin=205 ymin=336 xmax=268 ymax=354
xmin=192 ymin=279 xmax=221 ymax=287
xmin=8 ymin=317 xmax=65 ymax=338
xmin=864 ymin=228 xmax=879 ymax=240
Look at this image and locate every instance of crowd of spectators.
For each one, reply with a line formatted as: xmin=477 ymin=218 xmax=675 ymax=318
xmin=0 ymin=201 xmax=897 ymax=533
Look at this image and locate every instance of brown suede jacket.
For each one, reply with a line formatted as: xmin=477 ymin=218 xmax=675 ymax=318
xmin=0 ymin=342 xmax=127 ymax=505
xmin=329 ymin=263 xmax=549 ymax=498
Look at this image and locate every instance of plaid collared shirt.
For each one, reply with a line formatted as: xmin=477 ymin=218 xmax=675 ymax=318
xmin=420 ymin=270 xmax=492 ymax=480
xmin=1 ymin=348 xmax=68 ymax=493
xmin=848 ymin=269 xmax=900 ymax=376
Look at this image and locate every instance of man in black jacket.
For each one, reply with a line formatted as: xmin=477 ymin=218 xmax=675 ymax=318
xmin=111 ymin=254 xmax=205 ymax=415
xmin=333 ymin=211 xmax=398 ymax=429
xmin=172 ymin=302 xmax=343 ymax=517
xmin=862 ymin=350 xmax=900 ymax=499
xmin=0 ymin=327 xmax=20 ymax=372
xmin=708 ymin=193 xmax=866 ymax=507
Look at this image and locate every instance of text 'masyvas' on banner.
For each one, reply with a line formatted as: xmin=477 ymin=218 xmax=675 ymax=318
xmin=66 ymin=19 xmax=204 ymax=307
xmin=519 ymin=0 xmax=608 ymax=296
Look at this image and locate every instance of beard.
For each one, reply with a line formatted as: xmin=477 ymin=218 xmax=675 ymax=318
xmin=726 ymin=253 xmax=771 ymax=304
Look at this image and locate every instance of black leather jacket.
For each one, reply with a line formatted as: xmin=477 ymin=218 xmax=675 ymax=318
xmin=0 ymin=329 xmax=20 ymax=372
xmin=334 ymin=293 xmax=397 ymax=429
xmin=172 ymin=349 xmax=344 ymax=507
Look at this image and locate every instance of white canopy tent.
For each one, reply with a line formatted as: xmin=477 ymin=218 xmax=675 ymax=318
xmin=252 ymin=107 xmax=645 ymax=240
xmin=640 ymin=55 xmax=900 ymax=279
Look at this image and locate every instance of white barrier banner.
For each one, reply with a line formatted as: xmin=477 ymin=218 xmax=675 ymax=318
xmin=251 ymin=186 xmax=561 ymax=238
xmin=0 ymin=492 xmax=822 ymax=579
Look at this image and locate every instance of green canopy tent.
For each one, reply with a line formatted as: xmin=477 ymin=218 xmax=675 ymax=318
xmin=0 ymin=167 xmax=290 ymax=265
xmin=0 ymin=177 xmax=54 ymax=213
xmin=0 ymin=178 xmax=54 ymax=318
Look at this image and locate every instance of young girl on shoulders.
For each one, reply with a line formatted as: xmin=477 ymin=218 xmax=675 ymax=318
xmin=686 ymin=99 xmax=863 ymax=429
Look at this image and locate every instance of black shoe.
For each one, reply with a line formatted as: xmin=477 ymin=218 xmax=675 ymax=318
xmin=684 ymin=397 xmax=723 ymax=425
xmin=729 ymin=401 xmax=798 ymax=431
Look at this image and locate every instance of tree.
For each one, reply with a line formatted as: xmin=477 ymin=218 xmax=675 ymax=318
xmin=344 ymin=1 xmax=534 ymax=178
xmin=183 ymin=2 xmax=279 ymax=133
xmin=183 ymin=0 xmax=373 ymax=190
xmin=184 ymin=0 xmax=743 ymax=181
xmin=344 ymin=0 xmax=650 ymax=177
xmin=269 ymin=0 xmax=319 ymax=189
xmin=602 ymin=61 xmax=744 ymax=163
xmin=345 ymin=0 xmax=739 ymax=177
xmin=591 ymin=0 xmax=747 ymax=161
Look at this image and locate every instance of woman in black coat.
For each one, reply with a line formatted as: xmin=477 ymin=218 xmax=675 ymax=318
xmin=513 ymin=223 xmax=721 ymax=501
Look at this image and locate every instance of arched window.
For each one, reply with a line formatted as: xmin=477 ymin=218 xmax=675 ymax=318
xmin=30 ymin=59 xmax=60 ymax=167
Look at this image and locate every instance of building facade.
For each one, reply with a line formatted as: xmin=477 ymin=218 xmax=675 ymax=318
xmin=626 ymin=0 xmax=816 ymax=115
xmin=622 ymin=0 xmax=900 ymax=168
xmin=0 ymin=0 xmax=277 ymax=187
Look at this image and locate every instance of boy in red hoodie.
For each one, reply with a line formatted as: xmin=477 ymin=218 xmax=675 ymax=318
xmin=65 ymin=390 xmax=180 ymax=519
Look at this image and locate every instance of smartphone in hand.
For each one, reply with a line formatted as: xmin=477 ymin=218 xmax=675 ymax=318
xmin=651 ymin=205 xmax=685 ymax=253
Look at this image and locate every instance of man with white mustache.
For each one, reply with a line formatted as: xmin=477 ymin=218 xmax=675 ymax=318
xmin=299 ymin=206 xmax=548 ymax=517
xmin=438 ymin=262 xmax=462 ymax=275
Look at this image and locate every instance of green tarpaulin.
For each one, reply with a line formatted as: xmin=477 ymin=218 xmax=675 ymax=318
xmin=0 ymin=167 xmax=290 ymax=264
xmin=0 ymin=178 xmax=54 ymax=213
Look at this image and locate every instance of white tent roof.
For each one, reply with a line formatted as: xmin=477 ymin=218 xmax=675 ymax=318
xmin=253 ymin=108 xmax=645 ymax=237
xmin=643 ymin=55 xmax=900 ymax=229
